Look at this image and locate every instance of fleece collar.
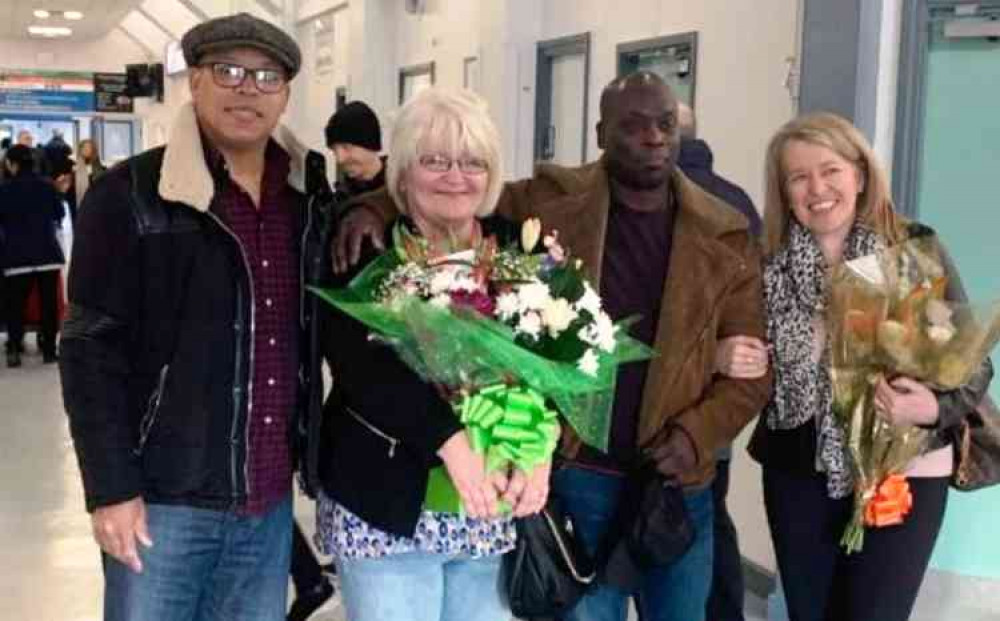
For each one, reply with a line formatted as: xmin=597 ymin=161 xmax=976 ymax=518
xmin=158 ymin=102 xmax=308 ymax=212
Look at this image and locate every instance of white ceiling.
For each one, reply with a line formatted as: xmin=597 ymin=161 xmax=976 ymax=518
xmin=0 ymin=0 xmax=147 ymax=42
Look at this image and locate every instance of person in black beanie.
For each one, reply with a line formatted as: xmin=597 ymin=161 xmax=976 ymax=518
xmin=286 ymin=100 xmax=388 ymax=621
xmin=324 ymin=100 xmax=386 ymax=212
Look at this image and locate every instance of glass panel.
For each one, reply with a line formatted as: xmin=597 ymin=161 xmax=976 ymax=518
xmin=102 ymin=121 xmax=134 ymax=164
xmin=619 ymin=43 xmax=694 ymax=106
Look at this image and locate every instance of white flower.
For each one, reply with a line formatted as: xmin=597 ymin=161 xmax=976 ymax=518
xmin=577 ymin=348 xmax=600 ymax=376
xmin=517 ymin=282 xmax=552 ymax=312
xmin=496 ymin=292 xmax=521 ymax=321
xmin=580 ymin=313 xmax=617 ymax=353
xmin=452 ymin=275 xmax=481 ymax=293
xmin=521 ymin=218 xmax=542 ymax=252
xmin=927 ymin=324 xmax=956 ymax=345
xmin=429 ymin=270 xmax=456 ymax=295
xmin=517 ymin=312 xmax=543 ymax=339
xmin=430 ymin=294 xmax=451 ymax=309
xmin=593 ymin=313 xmax=618 ymax=352
xmin=542 ymin=298 xmax=578 ymax=336
xmin=574 ymin=284 xmax=602 ymax=317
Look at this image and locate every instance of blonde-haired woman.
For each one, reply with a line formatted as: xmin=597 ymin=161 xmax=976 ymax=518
xmin=73 ymin=138 xmax=105 ymax=207
xmin=312 ymin=88 xmax=543 ymax=621
xmin=719 ymin=112 xmax=992 ymax=621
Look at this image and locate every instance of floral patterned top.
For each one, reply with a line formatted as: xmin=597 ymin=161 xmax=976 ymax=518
xmin=316 ymin=491 xmax=517 ymax=560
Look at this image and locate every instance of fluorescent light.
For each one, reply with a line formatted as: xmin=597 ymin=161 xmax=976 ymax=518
xmin=28 ymin=25 xmax=73 ymax=37
xmin=33 ymin=9 xmax=50 ymax=18
xmin=63 ymin=10 xmax=84 ymax=20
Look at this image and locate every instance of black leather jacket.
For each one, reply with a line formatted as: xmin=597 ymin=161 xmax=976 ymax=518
xmin=60 ymin=146 xmax=333 ymax=512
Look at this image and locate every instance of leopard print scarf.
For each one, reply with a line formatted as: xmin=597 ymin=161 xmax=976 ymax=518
xmin=763 ymin=220 xmax=883 ymax=498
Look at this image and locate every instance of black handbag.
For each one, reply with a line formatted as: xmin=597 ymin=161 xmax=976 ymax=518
xmin=503 ymin=497 xmax=596 ymax=619
xmin=602 ymin=469 xmax=694 ymax=591
xmin=952 ymin=395 xmax=1000 ymax=492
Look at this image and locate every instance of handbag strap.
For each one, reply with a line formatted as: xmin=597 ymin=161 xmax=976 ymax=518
xmin=956 ymin=420 xmax=973 ymax=488
xmin=541 ymin=508 xmax=596 ymax=584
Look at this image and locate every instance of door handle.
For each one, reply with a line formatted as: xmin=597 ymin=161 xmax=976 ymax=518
xmin=544 ymin=125 xmax=556 ymax=160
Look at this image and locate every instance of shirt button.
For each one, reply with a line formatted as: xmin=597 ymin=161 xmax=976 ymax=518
xmin=262 ymin=260 xmax=269 ymax=268
xmin=269 ymin=338 xmax=276 ymax=346
xmin=264 ymin=416 xmax=273 ymax=425
xmin=266 ymin=299 xmax=273 ymax=308
xmin=268 ymin=378 xmax=275 ymax=386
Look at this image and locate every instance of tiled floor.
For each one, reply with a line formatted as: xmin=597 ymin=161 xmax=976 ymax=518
xmin=1 ymin=353 xmax=767 ymax=621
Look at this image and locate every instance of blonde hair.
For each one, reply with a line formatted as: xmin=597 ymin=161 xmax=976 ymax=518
xmin=387 ymin=87 xmax=503 ymax=218
xmin=762 ymin=111 xmax=905 ymax=257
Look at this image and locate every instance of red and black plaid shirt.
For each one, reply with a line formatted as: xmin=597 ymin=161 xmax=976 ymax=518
xmin=211 ymin=140 xmax=300 ymax=515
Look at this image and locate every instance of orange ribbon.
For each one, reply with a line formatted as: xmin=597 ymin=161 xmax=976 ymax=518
xmin=863 ymin=474 xmax=914 ymax=528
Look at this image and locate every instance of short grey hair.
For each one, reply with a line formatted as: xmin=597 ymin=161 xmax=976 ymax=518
xmin=387 ymin=87 xmax=504 ymax=218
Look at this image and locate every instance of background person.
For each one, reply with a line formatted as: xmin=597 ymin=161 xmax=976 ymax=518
xmin=0 ymin=144 xmax=65 ymax=367
xmin=74 ymin=138 xmax=107 ymax=210
xmin=675 ymin=100 xmax=761 ymax=621
xmin=325 ymin=100 xmax=386 ymax=212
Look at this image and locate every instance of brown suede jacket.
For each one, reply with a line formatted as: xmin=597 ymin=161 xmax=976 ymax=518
xmin=358 ymin=157 xmax=773 ymax=487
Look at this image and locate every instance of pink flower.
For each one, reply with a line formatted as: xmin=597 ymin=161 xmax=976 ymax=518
xmin=544 ymin=230 xmax=566 ymax=263
xmin=450 ymin=289 xmax=496 ymax=317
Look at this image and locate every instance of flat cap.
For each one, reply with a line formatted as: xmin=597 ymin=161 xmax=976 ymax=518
xmin=182 ymin=12 xmax=301 ymax=79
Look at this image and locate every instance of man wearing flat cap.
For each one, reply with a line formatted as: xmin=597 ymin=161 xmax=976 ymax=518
xmin=61 ymin=12 xmax=333 ymax=620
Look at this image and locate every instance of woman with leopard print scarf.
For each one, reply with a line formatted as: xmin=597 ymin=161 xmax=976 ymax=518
xmin=718 ymin=113 xmax=992 ymax=621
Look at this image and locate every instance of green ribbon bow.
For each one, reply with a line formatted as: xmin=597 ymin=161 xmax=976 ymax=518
xmin=424 ymin=384 xmax=560 ymax=514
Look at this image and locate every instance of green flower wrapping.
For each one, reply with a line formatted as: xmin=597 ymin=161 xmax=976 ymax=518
xmin=310 ymin=224 xmax=654 ymax=514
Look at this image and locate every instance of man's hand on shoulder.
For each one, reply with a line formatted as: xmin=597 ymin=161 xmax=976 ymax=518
xmin=332 ymin=207 xmax=385 ymax=273
xmin=92 ymin=496 xmax=153 ymax=573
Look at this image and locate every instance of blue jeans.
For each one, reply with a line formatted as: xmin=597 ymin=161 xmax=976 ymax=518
xmin=336 ymin=552 xmax=508 ymax=621
xmin=103 ymin=496 xmax=292 ymax=621
xmin=551 ymin=466 xmax=715 ymax=621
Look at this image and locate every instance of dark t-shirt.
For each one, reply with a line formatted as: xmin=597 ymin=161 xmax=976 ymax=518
xmin=573 ymin=192 xmax=676 ymax=473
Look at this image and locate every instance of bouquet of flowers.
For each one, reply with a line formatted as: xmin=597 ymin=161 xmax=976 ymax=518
xmin=311 ymin=218 xmax=653 ymax=512
xmin=828 ymin=235 xmax=1000 ymax=552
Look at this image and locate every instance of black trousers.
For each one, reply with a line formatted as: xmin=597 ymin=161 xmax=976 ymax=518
xmin=706 ymin=459 xmax=745 ymax=621
xmin=763 ymin=467 xmax=949 ymax=621
xmin=290 ymin=520 xmax=324 ymax=595
xmin=4 ymin=270 xmax=59 ymax=354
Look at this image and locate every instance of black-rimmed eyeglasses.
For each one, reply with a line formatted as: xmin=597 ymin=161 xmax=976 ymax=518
xmin=417 ymin=154 xmax=489 ymax=175
xmin=201 ymin=62 xmax=287 ymax=94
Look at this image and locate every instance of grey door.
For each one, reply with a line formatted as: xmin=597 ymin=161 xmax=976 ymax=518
xmin=535 ymin=33 xmax=591 ymax=166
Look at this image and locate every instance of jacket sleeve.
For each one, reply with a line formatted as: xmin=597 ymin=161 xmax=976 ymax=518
xmin=320 ymin=251 xmax=463 ymax=463
xmin=673 ymin=235 xmax=773 ymax=465
xmin=929 ymin=239 xmax=994 ymax=434
xmin=344 ymin=187 xmax=398 ymax=229
xmin=494 ymin=179 xmax=537 ymax=223
xmin=59 ymin=172 xmax=144 ymax=512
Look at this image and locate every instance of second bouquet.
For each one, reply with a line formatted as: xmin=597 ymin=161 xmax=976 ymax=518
xmin=828 ymin=234 xmax=1000 ymax=552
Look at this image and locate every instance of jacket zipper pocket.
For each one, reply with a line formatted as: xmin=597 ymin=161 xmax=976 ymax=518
xmin=135 ymin=364 xmax=169 ymax=456
xmin=345 ymin=406 xmax=399 ymax=458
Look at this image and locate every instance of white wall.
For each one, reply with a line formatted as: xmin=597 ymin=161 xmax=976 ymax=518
xmin=536 ymin=0 xmax=798 ymax=210
xmin=0 ymin=30 xmax=150 ymax=73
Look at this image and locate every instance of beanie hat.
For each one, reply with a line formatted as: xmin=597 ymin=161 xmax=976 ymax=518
xmin=325 ymin=101 xmax=382 ymax=151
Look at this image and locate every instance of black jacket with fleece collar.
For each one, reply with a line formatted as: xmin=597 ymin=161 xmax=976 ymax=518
xmin=60 ymin=103 xmax=334 ymax=512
